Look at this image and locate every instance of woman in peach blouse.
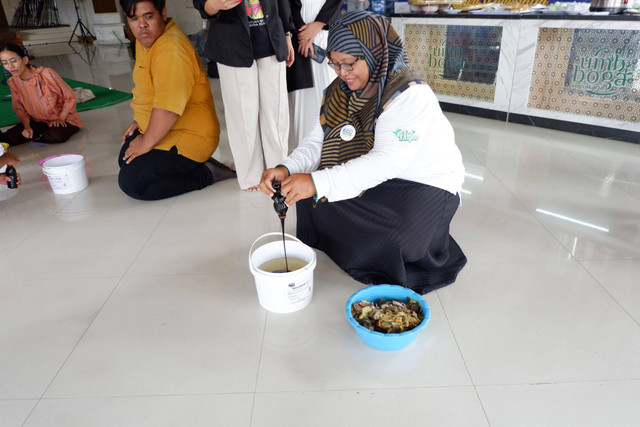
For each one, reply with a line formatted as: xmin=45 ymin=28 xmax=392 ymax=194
xmin=0 ymin=43 xmax=82 ymax=146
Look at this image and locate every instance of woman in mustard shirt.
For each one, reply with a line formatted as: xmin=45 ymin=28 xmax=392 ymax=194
xmin=118 ymin=0 xmax=234 ymax=200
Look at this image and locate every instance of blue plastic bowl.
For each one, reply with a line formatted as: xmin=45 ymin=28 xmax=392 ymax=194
xmin=345 ymin=284 xmax=431 ymax=351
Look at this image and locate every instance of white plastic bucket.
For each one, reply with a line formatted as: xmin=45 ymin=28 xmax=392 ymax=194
xmin=40 ymin=154 xmax=88 ymax=194
xmin=249 ymin=232 xmax=316 ymax=313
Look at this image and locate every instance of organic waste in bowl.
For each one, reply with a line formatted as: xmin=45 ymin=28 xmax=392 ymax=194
xmin=345 ymin=284 xmax=430 ymax=351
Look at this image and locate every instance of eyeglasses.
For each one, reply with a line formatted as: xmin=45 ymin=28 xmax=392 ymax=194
xmin=327 ymin=58 xmax=361 ymax=72
xmin=1 ymin=58 xmax=20 ymax=67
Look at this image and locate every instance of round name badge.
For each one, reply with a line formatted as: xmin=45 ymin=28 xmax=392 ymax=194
xmin=340 ymin=125 xmax=356 ymax=141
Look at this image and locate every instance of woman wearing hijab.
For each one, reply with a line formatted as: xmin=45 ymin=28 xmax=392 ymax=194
xmin=259 ymin=11 xmax=466 ymax=294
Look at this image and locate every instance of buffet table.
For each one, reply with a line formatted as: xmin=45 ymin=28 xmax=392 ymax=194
xmin=391 ymin=13 xmax=640 ymax=142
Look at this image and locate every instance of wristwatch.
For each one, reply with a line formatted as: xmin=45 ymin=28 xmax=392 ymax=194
xmin=285 ymin=32 xmax=292 ymax=37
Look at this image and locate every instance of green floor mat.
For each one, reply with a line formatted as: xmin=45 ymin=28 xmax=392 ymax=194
xmin=0 ymin=77 xmax=132 ymax=128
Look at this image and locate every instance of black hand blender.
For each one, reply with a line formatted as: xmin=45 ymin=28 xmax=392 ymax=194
xmin=271 ymin=182 xmax=290 ymax=273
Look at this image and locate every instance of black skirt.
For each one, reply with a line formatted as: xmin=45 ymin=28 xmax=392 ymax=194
xmin=296 ymin=179 xmax=467 ymax=294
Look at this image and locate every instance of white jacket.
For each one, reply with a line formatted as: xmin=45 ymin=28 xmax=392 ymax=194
xmin=281 ymin=84 xmax=465 ymax=202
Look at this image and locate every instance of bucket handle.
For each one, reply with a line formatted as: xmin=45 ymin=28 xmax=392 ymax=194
xmin=248 ymin=232 xmax=302 ymax=268
xmin=38 ymin=153 xmax=83 ymax=168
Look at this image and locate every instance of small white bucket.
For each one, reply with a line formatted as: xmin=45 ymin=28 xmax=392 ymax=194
xmin=249 ymin=232 xmax=316 ymax=313
xmin=40 ymin=154 xmax=88 ymax=194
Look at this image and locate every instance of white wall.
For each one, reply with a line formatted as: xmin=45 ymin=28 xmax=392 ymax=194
xmin=166 ymin=0 xmax=204 ymax=36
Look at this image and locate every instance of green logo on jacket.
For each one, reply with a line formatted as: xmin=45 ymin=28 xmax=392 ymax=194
xmin=393 ymin=129 xmax=418 ymax=142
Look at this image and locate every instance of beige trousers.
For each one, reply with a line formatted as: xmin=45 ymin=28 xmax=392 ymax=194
xmin=217 ymin=56 xmax=289 ymax=189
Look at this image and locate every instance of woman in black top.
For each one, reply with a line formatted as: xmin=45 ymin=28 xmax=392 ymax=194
xmin=194 ymin=0 xmax=296 ymax=191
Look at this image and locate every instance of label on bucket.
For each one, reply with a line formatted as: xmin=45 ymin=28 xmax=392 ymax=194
xmin=47 ymin=174 xmax=71 ymax=190
xmin=287 ymin=279 xmax=311 ymax=304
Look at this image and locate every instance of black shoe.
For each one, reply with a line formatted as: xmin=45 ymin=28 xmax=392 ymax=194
xmin=206 ymin=158 xmax=236 ymax=183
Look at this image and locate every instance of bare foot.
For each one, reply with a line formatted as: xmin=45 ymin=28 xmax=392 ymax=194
xmin=243 ymin=186 xmax=260 ymax=192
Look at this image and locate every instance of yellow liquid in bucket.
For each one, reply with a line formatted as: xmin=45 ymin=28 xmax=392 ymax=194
xmin=259 ymin=257 xmax=307 ymax=273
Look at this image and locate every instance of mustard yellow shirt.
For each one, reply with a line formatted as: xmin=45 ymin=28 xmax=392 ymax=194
xmin=131 ymin=19 xmax=219 ymax=163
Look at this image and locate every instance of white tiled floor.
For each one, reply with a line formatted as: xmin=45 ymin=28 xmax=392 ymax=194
xmin=1 ymin=43 xmax=640 ymax=427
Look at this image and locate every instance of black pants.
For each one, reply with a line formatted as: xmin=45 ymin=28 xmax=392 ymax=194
xmin=118 ymin=131 xmax=214 ymax=201
xmin=297 ymin=179 xmax=467 ymax=294
xmin=4 ymin=121 xmax=80 ymax=146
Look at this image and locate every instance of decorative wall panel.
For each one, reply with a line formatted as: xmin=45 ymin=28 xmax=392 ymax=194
xmin=529 ymin=28 xmax=639 ymax=123
xmin=404 ymin=23 xmax=503 ymax=102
